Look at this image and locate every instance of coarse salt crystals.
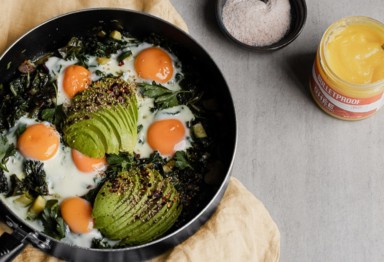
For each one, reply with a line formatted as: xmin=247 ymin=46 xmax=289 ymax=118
xmin=222 ymin=0 xmax=291 ymax=47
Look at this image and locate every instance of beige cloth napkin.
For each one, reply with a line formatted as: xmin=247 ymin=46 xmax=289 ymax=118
xmin=0 ymin=1 xmax=280 ymax=261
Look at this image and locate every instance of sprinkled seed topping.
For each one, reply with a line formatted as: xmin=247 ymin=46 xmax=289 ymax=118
xmin=67 ymin=77 xmax=136 ymax=124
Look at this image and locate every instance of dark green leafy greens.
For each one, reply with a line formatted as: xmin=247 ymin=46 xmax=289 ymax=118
xmin=139 ymin=82 xmax=204 ymax=115
xmin=57 ymin=28 xmax=139 ymax=65
xmin=6 ymin=160 xmax=49 ymax=198
xmin=139 ymin=82 xmax=195 ymax=110
xmin=0 ymin=170 xmax=8 ymax=193
xmin=14 ymin=123 xmax=27 ymax=138
xmin=105 ymin=152 xmax=135 ymax=175
xmin=40 ymin=199 xmax=67 ymax=240
xmin=91 ymin=238 xmax=112 ymax=249
xmin=40 ymin=105 xmax=66 ymax=133
xmin=0 ymin=135 xmax=16 ymax=172
xmin=0 ymin=68 xmax=56 ymax=132
xmin=7 ymin=174 xmax=24 ymax=196
xmin=58 ymin=37 xmax=84 ymax=60
xmin=23 ymin=160 xmax=49 ymax=197
xmin=0 ymin=24 xmax=216 ymax=247
xmin=174 ymin=151 xmax=192 ymax=170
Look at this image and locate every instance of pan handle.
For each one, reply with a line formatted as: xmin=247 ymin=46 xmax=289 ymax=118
xmin=0 ymin=227 xmax=28 ymax=262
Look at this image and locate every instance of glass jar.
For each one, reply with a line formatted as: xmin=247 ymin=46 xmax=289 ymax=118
xmin=309 ymin=16 xmax=384 ymax=120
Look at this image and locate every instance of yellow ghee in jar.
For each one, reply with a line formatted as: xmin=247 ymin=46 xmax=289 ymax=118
xmin=310 ymin=16 xmax=384 ymax=120
xmin=326 ymin=23 xmax=384 ymax=85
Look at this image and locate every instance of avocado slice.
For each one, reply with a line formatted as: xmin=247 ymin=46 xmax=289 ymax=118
xmin=121 ymin=193 xmax=182 ymax=245
xmin=112 ymin=180 xmax=174 ymax=240
xmin=102 ymin=107 xmax=131 ymax=152
xmin=63 ymin=78 xmax=138 ymax=158
xmin=93 ymin=171 xmax=142 ymax=229
xmin=106 ymin=173 xmax=166 ymax=238
xmin=64 ymin=126 xmax=105 ymax=157
xmin=91 ymin=112 xmax=120 ymax=154
xmin=97 ymin=170 xmax=161 ymax=238
xmin=92 ymin=169 xmax=182 ymax=244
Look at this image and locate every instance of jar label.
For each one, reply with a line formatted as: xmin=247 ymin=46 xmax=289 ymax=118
xmin=310 ymin=62 xmax=384 ymax=120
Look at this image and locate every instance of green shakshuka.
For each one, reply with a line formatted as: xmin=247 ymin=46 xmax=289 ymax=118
xmin=0 ymin=28 xmax=211 ymax=248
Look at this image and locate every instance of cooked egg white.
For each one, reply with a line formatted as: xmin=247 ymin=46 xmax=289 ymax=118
xmin=4 ymin=116 xmax=103 ymax=198
xmin=45 ymin=40 xmax=183 ymax=108
xmin=1 ymin=38 xmax=191 ymax=249
xmin=135 ymin=104 xmax=195 ymax=158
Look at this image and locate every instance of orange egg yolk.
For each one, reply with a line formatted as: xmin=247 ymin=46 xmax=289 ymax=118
xmin=18 ymin=123 xmax=59 ymax=161
xmin=71 ymin=149 xmax=107 ymax=173
xmin=134 ymin=47 xmax=174 ymax=83
xmin=147 ymin=119 xmax=185 ymax=156
xmin=61 ymin=197 xmax=93 ymax=234
xmin=63 ymin=65 xmax=91 ymax=99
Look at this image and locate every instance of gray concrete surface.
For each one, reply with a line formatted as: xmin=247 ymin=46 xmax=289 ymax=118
xmin=171 ymin=1 xmax=384 ymax=261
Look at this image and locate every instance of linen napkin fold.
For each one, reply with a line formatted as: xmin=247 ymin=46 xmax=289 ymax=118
xmin=0 ymin=0 xmax=280 ymax=261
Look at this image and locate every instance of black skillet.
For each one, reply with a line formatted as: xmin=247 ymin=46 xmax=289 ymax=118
xmin=0 ymin=8 xmax=237 ymax=262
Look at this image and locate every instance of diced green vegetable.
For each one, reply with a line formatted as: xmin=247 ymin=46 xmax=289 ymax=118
xmin=110 ymin=30 xmax=122 ymax=41
xmin=27 ymin=195 xmax=46 ymax=219
xmin=97 ymin=30 xmax=107 ymax=38
xmin=15 ymin=193 xmax=34 ymax=206
xmin=97 ymin=57 xmax=110 ymax=65
xmin=117 ymin=51 xmax=132 ymax=62
xmin=192 ymin=122 xmax=207 ymax=138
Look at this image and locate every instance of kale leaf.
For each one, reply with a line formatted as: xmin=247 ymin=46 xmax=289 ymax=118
xmin=174 ymin=151 xmax=192 ymax=170
xmin=138 ymin=82 xmax=201 ymax=112
xmin=58 ymin=37 xmax=84 ymax=59
xmin=7 ymin=174 xmax=25 ymax=196
xmin=0 ymin=135 xmax=16 ymax=172
xmin=0 ymin=169 xmax=9 ymax=194
xmin=91 ymin=238 xmax=112 ymax=249
xmin=23 ymin=160 xmax=49 ymax=197
xmin=40 ymin=105 xmax=66 ymax=133
xmin=6 ymin=161 xmax=49 ymax=198
xmin=139 ymin=82 xmax=187 ymax=110
xmin=40 ymin=199 xmax=67 ymax=240
xmin=0 ymin=69 xmax=56 ymax=132
xmin=105 ymin=152 xmax=135 ymax=177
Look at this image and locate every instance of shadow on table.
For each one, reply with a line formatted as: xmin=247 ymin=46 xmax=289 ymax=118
xmin=202 ymin=0 xmax=229 ymax=42
xmin=284 ymin=52 xmax=316 ymax=99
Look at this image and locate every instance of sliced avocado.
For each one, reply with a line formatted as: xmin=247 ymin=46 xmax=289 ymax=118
xmin=121 ymin=194 xmax=182 ymax=245
xmin=63 ymin=78 xmax=138 ymax=158
xmin=88 ymin=114 xmax=119 ymax=154
xmin=112 ymin=179 xmax=173 ymax=240
xmin=118 ymin=184 xmax=181 ymax=245
xmin=118 ymin=96 xmax=138 ymax=134
xmin=102 ymin=109 xmax=129 ymax=152
xmin=93 ymin=172 xmax=141 ymax=228
xmin=92 ymin=111 xmax=120 ymax=152
xmin=65 ymin=127 xmax=105 ymax=158
xmin=101 ymin=171 xmax=161 ymax=238
xmin=107 ymin=175 xmax=164 ymax=238
xmin=117 ymin=102 xmax=138 ymax=148
xmin=92 ymin=169 xmax=182 ymax=244
xmin=83 ymin=120 xmax=110 ymax=153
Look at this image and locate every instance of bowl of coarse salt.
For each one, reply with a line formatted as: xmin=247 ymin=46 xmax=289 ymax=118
xmin=216 ymin=0 xmax=307 ymax=51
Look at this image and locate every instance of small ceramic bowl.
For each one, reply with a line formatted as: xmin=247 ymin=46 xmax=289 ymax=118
xmin=216 ymin=0 xmax=307 ymax=51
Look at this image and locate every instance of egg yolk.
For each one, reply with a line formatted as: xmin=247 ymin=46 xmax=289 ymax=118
xmin=18 ymin=123 xmax=59 ymax=161
xmin=63 ymin=65 xmax=91 ymax=99
xmin=134 ymin=47 xmax=174 ymax=83
xmin=71 ymin=149 xmax=107 ymax=173
xmin=61 ymin=197 xmax=93 ymax=234
xmin=147 ymin=119 xmax=185 ymax=156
